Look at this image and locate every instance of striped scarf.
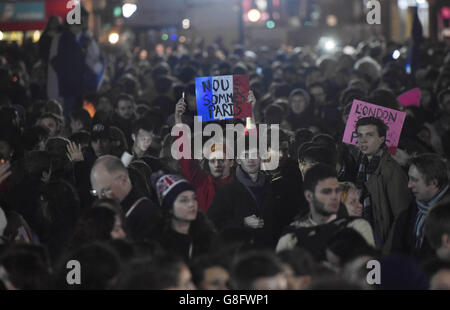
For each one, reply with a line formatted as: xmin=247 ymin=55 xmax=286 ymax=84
xmin=355 ymin=147 xmax=385 ymax=225
xmin=414 ymin=184 xmax=449 ymax=249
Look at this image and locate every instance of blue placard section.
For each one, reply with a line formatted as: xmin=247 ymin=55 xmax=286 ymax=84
xmin=195 ymin=76 xmax=214 ymax=122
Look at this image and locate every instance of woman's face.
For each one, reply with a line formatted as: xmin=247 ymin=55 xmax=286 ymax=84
xmin=343 ymin=188 xmax=363 ymax=217
xmin=172 ymin=190 xmax=198 ymax=222
xmin=110 ymin=215 xmax=126 ymax=240
xmin=290 ymin=95 xmax=307 ymax=114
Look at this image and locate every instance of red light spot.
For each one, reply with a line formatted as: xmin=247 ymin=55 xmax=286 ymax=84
xmin=12 ymin=76 xmax=18 ymax=82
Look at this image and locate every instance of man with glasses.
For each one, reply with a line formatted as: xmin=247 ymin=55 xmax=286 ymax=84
xmin=90 ymin=155 xmax=162 ymax=242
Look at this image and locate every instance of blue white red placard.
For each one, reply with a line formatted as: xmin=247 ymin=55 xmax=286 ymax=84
xmin=195 ymin=74 xmax=251 ymax=122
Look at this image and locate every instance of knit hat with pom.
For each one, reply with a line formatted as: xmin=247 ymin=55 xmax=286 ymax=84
xmin=152 ymin=173 xmax=195 ymax=210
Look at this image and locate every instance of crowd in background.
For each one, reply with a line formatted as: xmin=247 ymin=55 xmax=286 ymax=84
xmin=1 ymin=11 xmax=450 ymax=290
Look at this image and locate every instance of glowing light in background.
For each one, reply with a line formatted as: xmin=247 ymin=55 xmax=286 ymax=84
xmin=248 ymin=9 xmax=261 ymax=22
xmin=266 ymin=20 xmax=276 ymax=29
xmin=108 ymin=32 xmax=119 ymax=44
xmin=442 ymin=7 xmax=450 ymax=19
xmin=113 ymin=7 xmax=122 ymax=17
xmin=179 ymin=36 xmax=186 ymax=43
xmin=32 ymin=30 xmax=41 ymax=43
xmin=392 ymin=50 xmax=401 ymax=60
xmin=182 ymin=19 xmax=190 ymax=29
xmin=161 ymin=33 xmax=169 ymax=41
xmin=170 ymin=33 xmax=178 ymax=41
xmin=324 ymin=39 xmax=336 ymax=51
xmin=326 ymin=15 xmax=338 ymax=27
xmin=122 ymin=3 xmax=137 ymax=18
xmin=0 ymin=31 xmax=4 ymax=41
xmin=343 ymin=45 xmax=356 ymax=55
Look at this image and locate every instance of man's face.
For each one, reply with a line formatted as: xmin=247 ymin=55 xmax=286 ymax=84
xmin=306 ymin=177 xmax=341 ymax=216
xmin=116 ymin=100 xmax=135 ymax=120
xmin=309 ymin=86 xmax=326 ymax=105
xmin=290 ymin=95 xmax=307 ymax=114
xmin=356 ymin=124 xmax=385 ymax=157
xmin=200 ymin=266 xmax=230 ymax=290
xmin=408 ymin=165 xmax=439 ymax=202
xmin=237 ymin=149 xmax=261 ymax=175
xmin=207 ymin=151 xmax=233 ymax=178
xmin=133 ymin=129 xmax=153 ymax=153
xmin=90 ymin=168 xmax=129 ymax=203
xmin=40 ymin=117 xmax=58 ymax=137
xmin=98 ymin=97 xmax=113 ymax=114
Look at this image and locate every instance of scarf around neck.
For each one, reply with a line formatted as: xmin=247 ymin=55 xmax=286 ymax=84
xmin=355 ymin=145 xmax=386 ymax=225
xmin=236 ymin=166 xmax=265 ymax=188
xmin=414 ymin=184 xmax=450 ymax=249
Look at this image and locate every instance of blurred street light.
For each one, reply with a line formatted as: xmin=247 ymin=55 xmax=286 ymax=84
xmin=122 ymin=3 xmax=137 ymax=18
xmin=108 ymin=32 xmax=120 ymax=44
xmin=392 ymin=50 xmax=401 ymax=59
xmin=266 ymin=20 xmax=275 ymax=29
xmin=182 ymin=19 xmax=190 ymax=29
xmin=324 ymin=39 xmax=336 ymax=51
xmin=248 ymin=9 xmax=261 ymax=22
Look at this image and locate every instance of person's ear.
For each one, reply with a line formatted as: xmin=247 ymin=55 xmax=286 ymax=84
xmin=442 ymin=234 xmax=450 ymax=249
xmin=304 ymin=190 xmax=313 ymax=203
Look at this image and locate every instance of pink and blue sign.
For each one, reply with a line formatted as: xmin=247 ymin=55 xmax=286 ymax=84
xmin=195 ymin=74 xmax=251 ymax=122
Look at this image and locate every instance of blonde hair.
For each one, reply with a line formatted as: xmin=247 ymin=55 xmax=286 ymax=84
xmin=339 ymin=182 xmax=358 ymax=204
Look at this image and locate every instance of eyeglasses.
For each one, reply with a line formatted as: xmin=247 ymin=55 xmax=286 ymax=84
xmin=90 ymin=175 xmax=123 ymax=198
xmin=90 ymin=187 xmax=112 ymax=198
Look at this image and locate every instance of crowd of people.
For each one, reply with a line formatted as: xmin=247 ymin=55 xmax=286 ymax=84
xmin=1 ymin=12 xmax=450 ymax=290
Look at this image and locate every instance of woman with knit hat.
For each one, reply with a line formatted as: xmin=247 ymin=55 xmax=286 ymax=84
xmin=153 ymin=173 xmax=217 ymax=261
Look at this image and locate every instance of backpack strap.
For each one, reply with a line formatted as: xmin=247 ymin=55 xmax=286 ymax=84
xmin=125 ymin=197 xmax=149 ymax=218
